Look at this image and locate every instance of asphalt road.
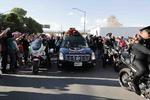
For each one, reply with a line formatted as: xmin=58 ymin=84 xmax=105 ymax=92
xmin=0 ymin=60 xmax=145 ymax=100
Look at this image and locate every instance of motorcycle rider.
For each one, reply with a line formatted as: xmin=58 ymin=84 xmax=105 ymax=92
xmin=130 ymin=26 xmax=150 ymax=95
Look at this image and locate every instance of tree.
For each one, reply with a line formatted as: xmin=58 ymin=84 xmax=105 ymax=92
xmin=0 ymin=14 xmax=4 ymax=28
xmin=3 ymin=13 xmax=25 ymax=32
xmin=1 ymin=7 xmax=43 ymax=34
xmin=10 ymin=7 xmax=43 ymax=33
xmin=24 ymin=17 xmax=43 ymax=34
xmin=11 ymin=7 xmax=27 ymax=24
xmin=11 ymin=8 xmax=27 ymax=17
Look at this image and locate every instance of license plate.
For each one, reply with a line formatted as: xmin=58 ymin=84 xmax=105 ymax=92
xmin=74 ymin=62 xmax=82 ymax=66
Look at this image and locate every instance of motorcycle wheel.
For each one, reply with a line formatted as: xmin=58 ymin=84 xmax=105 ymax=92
xmin=32 ymin=61 xmax=39 ymax=74
xmin=119 ymin=68 xmax=132 ymax=91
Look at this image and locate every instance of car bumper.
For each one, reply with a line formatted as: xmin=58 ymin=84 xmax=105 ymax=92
xmin=58 ymin=60 xmax=96 ymax=68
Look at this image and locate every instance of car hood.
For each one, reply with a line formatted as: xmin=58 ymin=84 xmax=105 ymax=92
xmin=60 ymin=47 xmax=92 ymax=54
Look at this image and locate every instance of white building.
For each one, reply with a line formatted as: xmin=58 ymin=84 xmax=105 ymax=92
xmin=89 ymin=26 xmax=142 ymax=37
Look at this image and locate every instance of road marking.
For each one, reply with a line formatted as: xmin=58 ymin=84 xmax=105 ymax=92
xmin=0 ymin=94 xmax=8 ymax=97
xmin=3 ymin=74 xmax=118 ymax=81
xmin=0 ymin=86 xmax=62 ymax=95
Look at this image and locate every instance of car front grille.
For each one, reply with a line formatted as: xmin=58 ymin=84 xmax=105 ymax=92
xmin=65 ymin=54 xmax=91 ymax=62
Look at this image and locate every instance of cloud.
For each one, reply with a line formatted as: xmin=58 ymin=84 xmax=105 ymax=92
xmin=96 ymin=18 xmax=107 ymax=27
xmin=95 ymin=16 xmax=123 ymax=27
xmin=96 ymin=19 xmax=101 ymax=25
xmin=49 ymin=23 xmax=61 ymax=31
xmin=106 ymin=16 xmax=123 ymax=27
xmin=68 ymin=12 xmax=74 ymax=16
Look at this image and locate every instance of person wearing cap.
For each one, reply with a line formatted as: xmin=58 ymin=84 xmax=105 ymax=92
xmin=130 ymin=26 xmax=150 ymax=95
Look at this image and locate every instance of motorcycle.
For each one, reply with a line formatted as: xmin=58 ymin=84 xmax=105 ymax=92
xmin=102 ymin=44 xmax=121 ymax=71
xmin=29 ymin=39 xmax=51 ymax=74
xmin=119 ymin=52 xmax=150 ymax=99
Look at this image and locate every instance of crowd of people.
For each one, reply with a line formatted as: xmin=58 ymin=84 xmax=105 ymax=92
xmin=85 ymin=32 xmax=146 ymax=60
xmin=0 ymin=27 xmax=62 ymax=74
xmin=0 ymin=26 xmax=150 ymax=98
xmin=0 ymin=27 xmax=149 ymax=75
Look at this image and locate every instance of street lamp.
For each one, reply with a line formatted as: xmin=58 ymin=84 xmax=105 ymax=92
xmin=72 ymin=8 xmax=86 ymax=33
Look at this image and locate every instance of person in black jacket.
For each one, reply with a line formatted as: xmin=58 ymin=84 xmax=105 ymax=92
xmin=131 ymin=26 xmax=150 ymax=95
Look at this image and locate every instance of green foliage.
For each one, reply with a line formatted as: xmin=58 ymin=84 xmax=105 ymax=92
xmin=0 ymin=14 xmax=5 ymax=28
xmin=2 ymin=13 xmax=24 ymax=32
xmin=24 ymin=17 xmax=43 ymax=34
xmin=11 ymin=8 xmax=27 ymax=17
xmin=1 ymin=7 xmax=43 ymax=34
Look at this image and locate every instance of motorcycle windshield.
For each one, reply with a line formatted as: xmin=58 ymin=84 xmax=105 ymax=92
xmin=31 ymin=39 xmax=42 ymax=50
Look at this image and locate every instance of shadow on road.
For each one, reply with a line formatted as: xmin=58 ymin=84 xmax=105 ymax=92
xmin=17 ymin=60 xmax=119 ymax=79
xmin=0 ymin=74 xmax=120 ymax=90
xmin=0 ymin=60 xmax=122 ymax=100
xmin=0 ymin=60 xmax=120 ymax=89
xmin=0 ymin=91 xmax=121 ymax=100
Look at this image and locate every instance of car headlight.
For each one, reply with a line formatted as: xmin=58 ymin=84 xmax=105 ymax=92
xmin=91 ymin=52 xmax=96 ymax=60
xmin=59 ymin=52 xmax=64 ymax=60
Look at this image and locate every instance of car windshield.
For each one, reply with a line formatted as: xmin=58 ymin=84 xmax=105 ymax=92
xmin=61 ymin=35 xmax=88 ymax=48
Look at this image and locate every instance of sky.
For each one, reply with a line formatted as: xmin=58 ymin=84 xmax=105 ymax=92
xmin=0 ymin=0 xmax=150 ymax=31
